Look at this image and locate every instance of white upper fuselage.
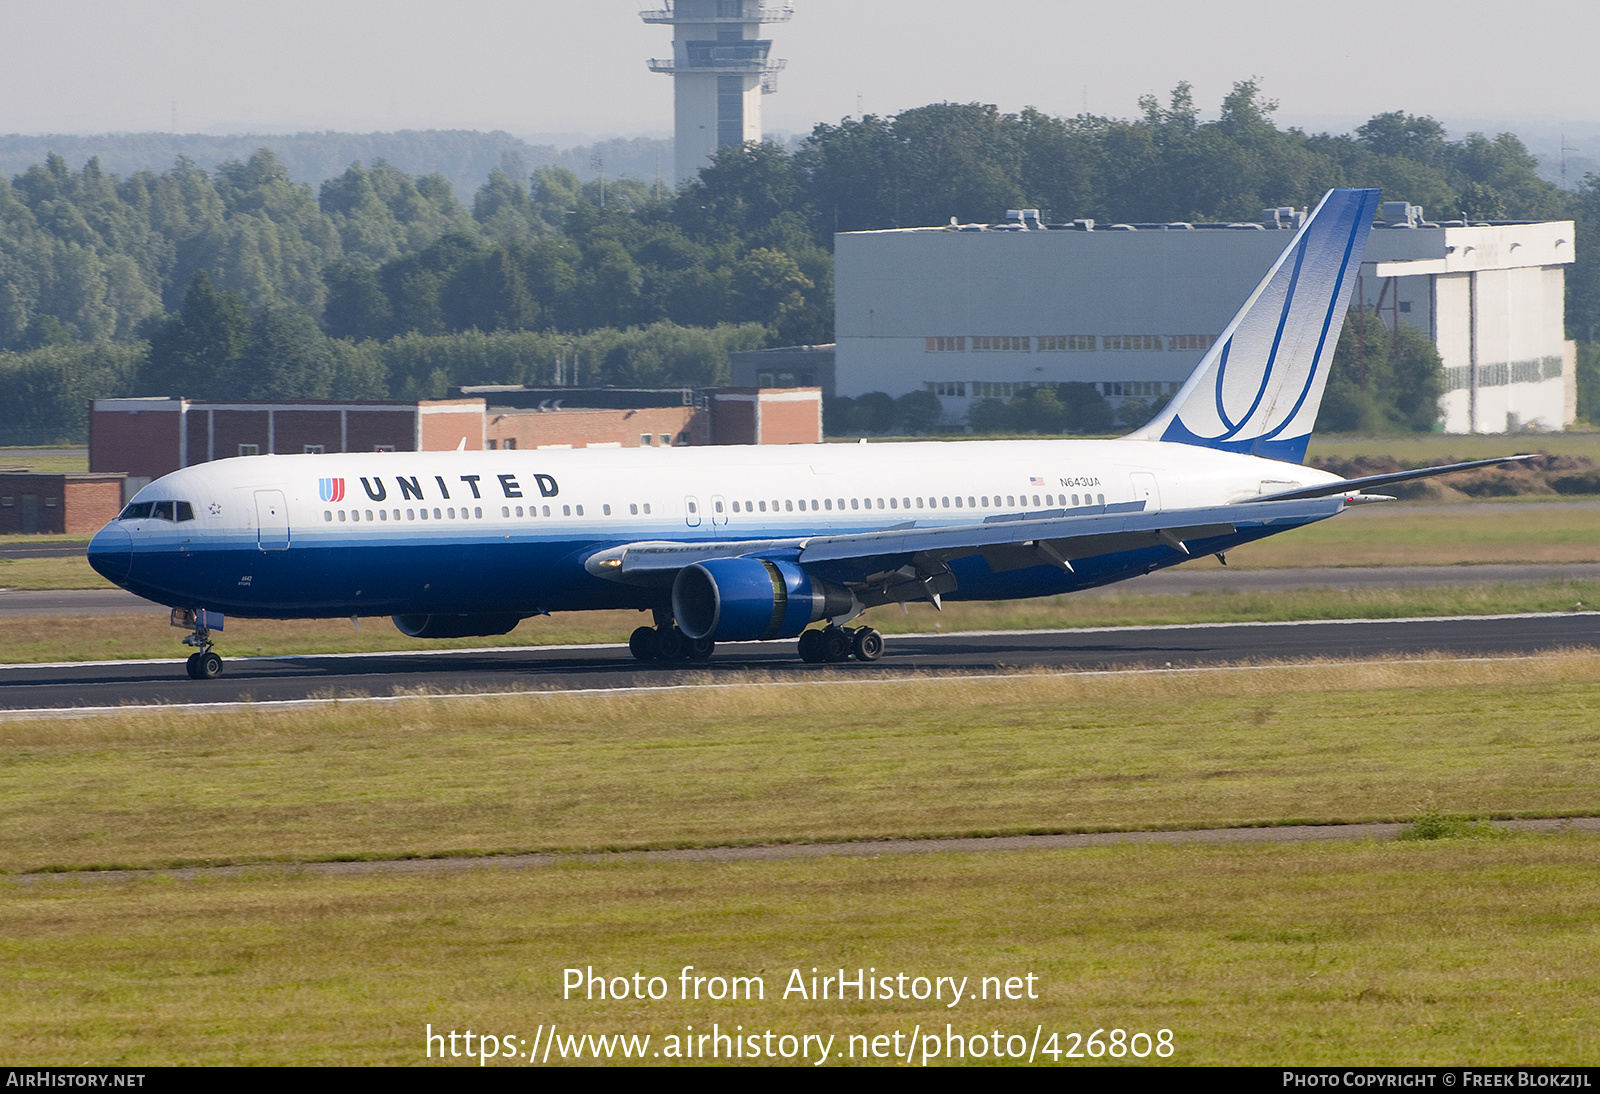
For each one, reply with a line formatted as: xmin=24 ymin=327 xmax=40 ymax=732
xmin=118 ymin=437 xmax=1342 ymax=545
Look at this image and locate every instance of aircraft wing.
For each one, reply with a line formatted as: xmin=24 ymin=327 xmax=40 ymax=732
xmin=585 ymin=495 xmax=1350 ymax=607
xmin=1252 ymin=455 xmax=1540 ymax=502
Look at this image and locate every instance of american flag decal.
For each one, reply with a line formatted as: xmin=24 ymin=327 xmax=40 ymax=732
xmin=1029 ymin=476 xmax=1045 ymax=486
xmin=318 ymin=477 xmax=345 ymax=503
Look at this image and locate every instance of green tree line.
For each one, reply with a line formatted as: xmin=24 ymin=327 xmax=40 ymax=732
xmin=1 ymin=81 xmax=1595 ymax=442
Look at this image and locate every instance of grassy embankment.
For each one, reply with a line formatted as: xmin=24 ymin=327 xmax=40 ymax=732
xmin=5 ymin=654 xmax=1598 ymax=873
xmin=2 ymin=655 xmax=1598 ymax=1064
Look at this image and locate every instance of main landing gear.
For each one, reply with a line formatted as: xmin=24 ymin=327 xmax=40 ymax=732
xmin=172 ymin=607 xmax=224 ymax=679
xmin=625 ymin=612 xmax=884 ymax=666
xmin=798 ymin=625 xmax=883 ymax=664
xmin=628 ymin=619 xmax=715 ymax=663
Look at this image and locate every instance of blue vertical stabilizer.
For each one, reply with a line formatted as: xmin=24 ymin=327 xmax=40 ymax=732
xmin=1127 ymin=188 xmax=1382 ymax=464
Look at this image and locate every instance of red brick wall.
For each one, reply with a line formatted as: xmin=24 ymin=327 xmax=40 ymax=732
xmin=756 ymin=392 xmax=823 ymax=444
xmin=710 ymin=396 xmax=759 ymax=445
xmin=90 ymin=405 xmax=182 ymax=478
xmin=63 ymin=478 xmax=126 ymax=534
xmin=272 ymin=410 xmax=345 ymax=454
xmin=418 ymin=407 xmax=486 ymax=451
xmin=345 ymin=408 xmax=419 ymax=452
xmin=210 ymin=410 xmax=271 ymax=459
xmin=485 ymin=407 xmax=701 ymax=449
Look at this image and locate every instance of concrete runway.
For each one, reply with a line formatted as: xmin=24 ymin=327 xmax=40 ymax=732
xmin=3 ymin=611 xmax=1597 ymax=713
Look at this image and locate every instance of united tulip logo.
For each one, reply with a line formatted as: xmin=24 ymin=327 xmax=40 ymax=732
xmin=318 ymin=477 xmax=345 ymax=503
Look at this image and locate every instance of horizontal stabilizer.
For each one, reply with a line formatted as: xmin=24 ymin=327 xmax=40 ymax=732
xmin=1252 ymin=455 xmax=1540 ymax=502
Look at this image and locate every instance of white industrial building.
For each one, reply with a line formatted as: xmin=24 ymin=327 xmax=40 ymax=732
xmin=644 ymin=1 xmax=791 ymax=185
xmin=833 ymin=205 xmax=1576 ymax=434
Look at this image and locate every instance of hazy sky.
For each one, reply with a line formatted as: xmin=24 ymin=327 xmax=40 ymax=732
xmin=3 ymin=0 xmax=1597 ymax=141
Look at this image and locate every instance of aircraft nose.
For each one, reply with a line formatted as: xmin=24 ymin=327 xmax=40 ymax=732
xmin=87 ymin=523 xmax=133 ymax=584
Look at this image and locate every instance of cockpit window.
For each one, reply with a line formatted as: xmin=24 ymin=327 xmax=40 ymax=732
xmin=118 ymin=501 xmax=196 ymax=522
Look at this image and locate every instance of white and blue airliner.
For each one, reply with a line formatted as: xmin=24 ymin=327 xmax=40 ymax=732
xmin=88 ymin=189 xmax=1527 ymax=678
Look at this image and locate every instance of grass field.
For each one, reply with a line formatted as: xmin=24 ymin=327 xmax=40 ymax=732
xmin=1 ymin=655 xmax=1598 ymax=1065
xmin=2 ymin=838 xmax=1596 ymax=1066
xmin=0 ymin=447 xmax=88 ymax=474
xmin=5 ymin=654 xmax=1597 ymax=873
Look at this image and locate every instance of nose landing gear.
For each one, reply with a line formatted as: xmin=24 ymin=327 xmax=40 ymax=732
xmin=172 ymin=608 xmax=225 ymax=679
xmin=186 ymin=649 xmax=223 ymax=680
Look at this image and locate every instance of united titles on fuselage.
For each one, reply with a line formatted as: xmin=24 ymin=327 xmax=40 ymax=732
xmin=330 ymin=472 xmax=562 ymax=505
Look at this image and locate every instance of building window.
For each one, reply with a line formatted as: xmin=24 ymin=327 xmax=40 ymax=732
xmin=1038 ymin=335 xmax=1096 ymax=351
xmin=1168 ymin=334 xmax=1217 ymax=351
xmin=972 ymin=336 xmax=1031 ymax=352
xmin=303 ymin=444 xmax=325 ymax=454
xmin=1103 ymin=335 xmax=1163 ymax=351
xmin=925 ymin=337 xmax=967 ymax=352
xmin=486 ymin=440 xmax=497 ymax=450
xmin=237 ymin=444 xmax=259 ymax=457
xmin=661 ymin=434 xmax=673 ymax=447
xmin=927 ymin=381 xmax=967 ymax=397
xmin=374 ymin=445 xmax=395 ymax=453
xmin=504 ymin=438 xmax=516 ymax=450
xmin=1102 ymin=380 xmax=1175 ymax=398
xmin=641 ymin=434 xmax=654 ymax=447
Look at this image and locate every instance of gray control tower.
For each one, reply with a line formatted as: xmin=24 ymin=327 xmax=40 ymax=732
xmin=644 ymin=1 xmax=791 ymax=185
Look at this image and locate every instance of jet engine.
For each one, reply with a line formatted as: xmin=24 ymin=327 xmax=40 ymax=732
xmin=671 ymin=557 xmax=855 ymax=642
xmin=391 ymin=613 xmax=523 ymax=639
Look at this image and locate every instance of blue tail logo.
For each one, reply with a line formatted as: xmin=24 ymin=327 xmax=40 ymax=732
xmin=1128 ymin=188 xmax=1382 ymax=464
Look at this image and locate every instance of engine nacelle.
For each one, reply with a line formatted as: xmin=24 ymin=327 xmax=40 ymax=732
xmin=391 ymin=613 xmax=523 ymax=639
xmin=672 ymin=557 xmax=855 ymax=642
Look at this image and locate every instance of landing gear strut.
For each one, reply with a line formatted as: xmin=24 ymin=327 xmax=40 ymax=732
xmin=798 ymin=625 xmax=883 ymax=664
xmin=172 ymin=607 xmax=224 ymax=680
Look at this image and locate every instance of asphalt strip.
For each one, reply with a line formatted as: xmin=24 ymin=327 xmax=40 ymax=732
xmin=1 ymin=608 xmax=1593 ymax=673
xmin=13 ymin=818 xmax=1600 ymax=885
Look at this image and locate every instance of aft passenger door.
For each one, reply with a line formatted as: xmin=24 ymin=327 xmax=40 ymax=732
xmin=684 ymin=495 xmax=702 ymax=528
xmin=1129 ymin=472 xmax=1161 ymax=510
xmin=255 ymin=490 xmax=290 ymax=550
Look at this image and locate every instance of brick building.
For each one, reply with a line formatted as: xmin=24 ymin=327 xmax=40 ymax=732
xmin=0 ymin=472 xmax=126 ymax=535
xmin=468 ymin=386 xmax=823 ymax=449
xmin=90 ymin=388 xmax=823 ymax=496
xmin=90 ymin=398 xmax=487 ymax=496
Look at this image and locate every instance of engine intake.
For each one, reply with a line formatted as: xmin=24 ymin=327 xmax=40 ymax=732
xmin=672 ymin=557 xmax=855 ymax=642
xmin=391 ymin=614 xmax=523 ymax=639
